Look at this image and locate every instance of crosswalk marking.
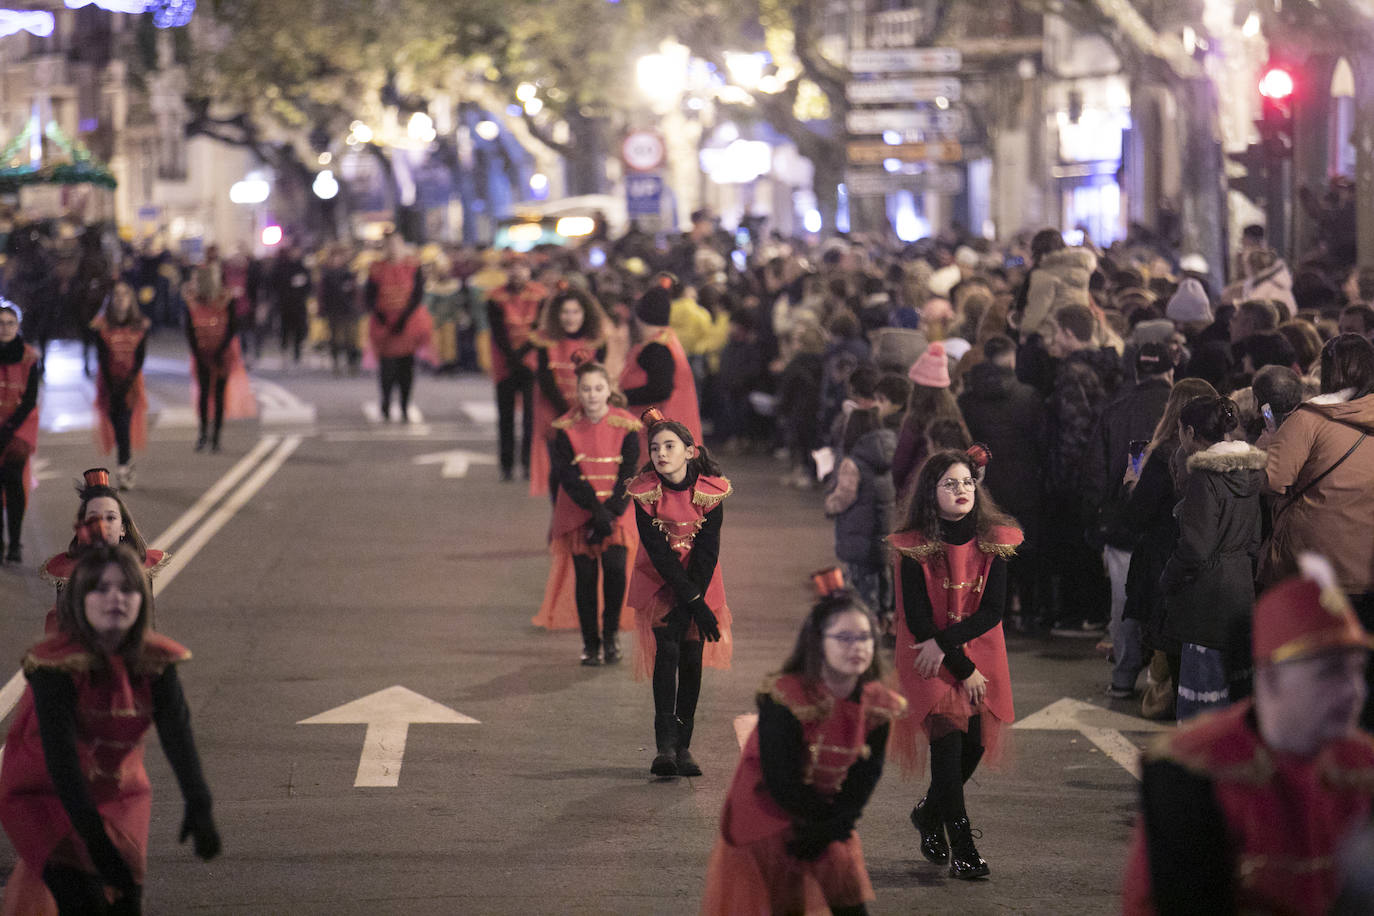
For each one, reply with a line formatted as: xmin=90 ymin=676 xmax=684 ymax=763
xmin=362 ymin=402 xmax=425 ymax=424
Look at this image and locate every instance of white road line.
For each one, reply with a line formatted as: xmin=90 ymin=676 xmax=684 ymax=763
xmin=152 ymin=437 xmax=282 ymax=552
xmin=362 ymin=402 xmax=425 ymax=424
xmin=152 ymin=436 xmax=302 ymax=591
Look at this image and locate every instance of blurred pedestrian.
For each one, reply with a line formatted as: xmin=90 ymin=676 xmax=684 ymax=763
xmin=824 ymin=408 xmax=896 ymax=627
xmin=0 ymin=302 xmax=38 ymax=564
xmin=700 ymin=581 xmax=906 ymax=915
xmin=487 ymin=257 xmax=546 ymax=477
xmin=0 ymin=544 xmax=220 ymax=915
xmin=185 ymin=266 xmax=254 ymax=452
xmin=621 ymin=285 xmax=703 ymax=451
xmin=628 ymin=410 xmax=731 ymax=777
xmin=366 ymin=232 xmax=432 ymax=423
xmin=533 ymin=361 xmax=639 ymax=664
xmin=528 ymin=287 xmax=607 ymax=498
xmin=890 ymin=448 xmax=1022 ymax=880
xmin=89 ymin=281 xmax=150 ymax=489
xmin=267 ymin=240 xmax=312 ymax=365
xmin=316 ymin=245 xmax=360 ymax=374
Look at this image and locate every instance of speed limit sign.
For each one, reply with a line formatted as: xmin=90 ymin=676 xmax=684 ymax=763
xmin=622 ymin=131 xmax=666 ymax=172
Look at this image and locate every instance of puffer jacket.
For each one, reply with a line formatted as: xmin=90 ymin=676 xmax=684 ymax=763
xmin=1020 ymin=247 xmax=1098 ymax=340
xmin=1161 ymin=441 xmax=1266 ymax=652
xmin=1262 ymin=390 xmax=1374 ymax=591
xmin=826 ymin=426 xmax=897 ymax=566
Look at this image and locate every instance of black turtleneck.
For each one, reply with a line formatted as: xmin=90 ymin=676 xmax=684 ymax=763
xmin=0 ymin=336 xmax=39 ymax=450
xmin=633 ymin=465 xmax=724 ymax=608
xmin=899 ymin=514 xmax=1008 ymax=681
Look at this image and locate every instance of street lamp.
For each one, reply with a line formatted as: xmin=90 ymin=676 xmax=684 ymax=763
xmin=312 ymin=169 xmax=339 ymax=200
xmin=407 ymin=112 xmax=436 ymax=144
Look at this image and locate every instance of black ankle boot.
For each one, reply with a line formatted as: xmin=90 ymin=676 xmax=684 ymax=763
xmin=580 ymin=638 xmax=602 ymax=666
xmin=910 ymin=796 xmax=948 ymax=864
xmin=675 ymin=716 xmax=701 ymax=777
xmin=602 ymin=633 xmax=621 ymax=665
xmin=946 ymin=817 xmax=989 ymax=879
xmin=651 ymin=715 xmax=678 ymax=777
xmin=5 ymin=543 xmax=19 ymax=565
xmin=194 ymin=431 xmax=207 ymax=451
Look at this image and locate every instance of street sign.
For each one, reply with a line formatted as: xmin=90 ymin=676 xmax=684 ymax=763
xmin=847 ymin=139 xmax=963 ymax=164
xmin=299 ymin=686 xmax=480 ymax=788
xmin=625 ymin=173 xmax=664 ymax=217
xmin=1014 ymin=697 xmax=1168 ymax=781
xmin=845 ymin=167 xmax=964 ymax=196
xmin=846 ymin=108 xmax=964 ymax=136
xmin=846 ymin=77 xmax=961 ymax=104
xmin=848 ymin=47 xmax=961 ymax=73
xmin=621 ymin=130 xmax=666 ymax=172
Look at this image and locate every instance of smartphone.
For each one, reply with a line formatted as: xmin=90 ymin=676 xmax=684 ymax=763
xmin=1128 ymin=439 xmax=1149 ymax=475
xmin=1261 ymin=403 xmax=1276 ymax=433
xmin=1062 ymin=229 xmax=1085 ymax=247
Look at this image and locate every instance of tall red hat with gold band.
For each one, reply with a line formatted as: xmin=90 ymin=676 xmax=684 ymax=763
xmin=1253 ymin=553 xmax=1374 ymax=666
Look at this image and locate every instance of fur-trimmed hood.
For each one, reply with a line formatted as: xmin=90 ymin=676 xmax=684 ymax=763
xmin=1185 ymin=440 xmax=1268 ymax=498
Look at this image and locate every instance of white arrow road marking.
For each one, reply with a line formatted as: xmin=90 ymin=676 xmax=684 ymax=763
xmin=252 ymin=378 xmax=317 ymax=425
xmin=30 ymin=457 xmax=59 ymax=483
xmin=413 ymin=449 xmax=498 ymax=478
xmin=734 ymin=714 xmax=758 ymax=751
xmin=298 ymin=686 xmax=479 ymax=787
xmin=458 ymin=401 xmax=497 ymax=425
xmin=155 ymin=406 xmax=200 ymax=429
xmin=362 ymin=402 xmax=424 ymax=424
xmin=1013 ymin=697 xmax=1170 ymax=780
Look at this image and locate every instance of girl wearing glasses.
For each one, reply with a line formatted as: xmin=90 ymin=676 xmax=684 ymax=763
xmin=889 ymin=448 xmax=1021 ymax=880
xmin=627 ymin=408 xmax=731 ymax=778
xmin=701 ymin=581 xmax=905 ymax=916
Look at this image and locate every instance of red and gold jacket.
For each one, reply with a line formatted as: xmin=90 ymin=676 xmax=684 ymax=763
xmin=550 ymin=407 xmax=641 ymax=538
xmin=889 ymin=525 xmax=1021 ymax=727
xmin=0 ymin=342 xmax=39 ymax=452
xmin=0 ymin=632 xmax=191 ymax=880
xmin=187 ymin=301 xmax=231 ymax=361
xmin=626 ymin=469 xmax=729 ymax=612
xmin=1123 ymin=700 xmax=1374 ymax=916
xmin=530 ymin=333 xmax=590 ymax=412
xmin=90 ymin=316 xmax=149 ymax=385
xmin=368 ymin=258 xmax=419 ymax=320
xmin=620 ymin=328 xmax=702 ymax=445
xmin=720 ymin=674 xmax=906 ymax=846
xmin=487 ymin=282 xmax=547 ymax=381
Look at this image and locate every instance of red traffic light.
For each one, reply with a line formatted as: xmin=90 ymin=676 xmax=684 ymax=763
xmin=1259 ymin=67 xmax=1294 ymax=101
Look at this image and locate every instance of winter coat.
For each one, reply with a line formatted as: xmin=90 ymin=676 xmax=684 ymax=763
xmin=1085 ymin=376 xmax=1173 ymax=548
xmin=1120 ymin=443 xmax=1181 ymax=652
xmin=1020 ymin=247 xmax=1098 ymax=340
xmin=1240 ymin=259 xmax=1297 ymax=319
xmin=777 ymin=351 xmax=824 ymax=452
xmin=1046 ymin=346 xmax=1124 ymax=494
xmin=825 ymin=427 xmax=897 ymax=566
xmin=957 ymin=361 xmax=1046 ymax=538
xmin=1262 ymin=391 xmax=1374 ymax=592
xmin=1161 ymin=441 xmax=1266 ymax=651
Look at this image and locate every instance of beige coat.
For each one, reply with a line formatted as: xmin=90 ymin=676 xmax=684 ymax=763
xmin=1262 ymin=391 xmax=1374 ymax=591
xmin=1019 ymin=247 xmax=1098 ymax=341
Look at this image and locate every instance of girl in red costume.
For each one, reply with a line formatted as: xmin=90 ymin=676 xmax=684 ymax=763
xmin=366 ymin=232 xmax=432 ymax=422
xmin=527 ymin=287 xmax=608 ymax=497
xmin=40 ymin=468 xmax=170 ymax=633
xmin=627 ymin=409 xmax=730 ymax=777
xmin=184 ymin=267 xmax=254 ymax=453
xmin=620 ymin=286 xmax=702 ymax=448
xmin=0 ymin=302 xmax=39 ymax=564
xmin=89 ymin=282 xmax=150 ymax=490
xmin=0 ymin=544 xmax=220 ymax=915
xmin=533 ymin=361 xmax=640 ymax=664
xmin=701 ymin=576 xmax=906 ymax=916
xmin=889 ymin=447 xmax=1021 ymax=880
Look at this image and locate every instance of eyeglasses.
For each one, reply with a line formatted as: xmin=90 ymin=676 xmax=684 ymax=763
xmin=824 ymin=632 xmax=875 ymax=645
xmin=939 ymin=478 xmax=976 ymax=493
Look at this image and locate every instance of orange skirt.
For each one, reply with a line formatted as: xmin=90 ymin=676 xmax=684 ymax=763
xmin=699 ymin=829 xmax=874 ymax=916
xmin=889 ymin=681 xmax=1010 ymax=779
xmin=531 ymin=525 xmax=638 ymax=630
xmin=189 ymin=340 xmax=256 ymax=419
xmin=631 ymin=590 xmax=733 ymax=681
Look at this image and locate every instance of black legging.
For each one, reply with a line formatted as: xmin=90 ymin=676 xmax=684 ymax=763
xmin=572 ymin=545 xmax=628 ymax=649
xmin=196 ymin=364 xmax=227 ymax=440
xmin=43 ymin=863 xmax=116 ymax=915
xmin=494 ymin=372 xmax=534 ymax=473
xmin=0 ymin=457 xmax=24 ymax=548
xmin=280 ymin=303 xmax=308 ymax=362
xmin=926 ymin=715 xmax=985 ymax=827
xmin=109 ymin=397 xmax=133 ymax=465
xmin=379 ymin=356 xmax=416 ymax=420
xmin=651 ymin=612 xmax=705 ymax=721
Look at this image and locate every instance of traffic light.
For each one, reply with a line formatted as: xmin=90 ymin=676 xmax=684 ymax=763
xmin=1257 ymin=65 xmax=1294 ymax=160
xmin=1227 ymin=142 xmax=1270 ymax=203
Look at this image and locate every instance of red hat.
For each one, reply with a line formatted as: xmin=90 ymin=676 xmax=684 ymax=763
xmin=1253 ymin=554 xmax=1374 ymax=667
xmin=811 ymin=566 xmax=846 ymax=597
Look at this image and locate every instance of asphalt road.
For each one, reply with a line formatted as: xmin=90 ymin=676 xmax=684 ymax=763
xmin=0 ymin=335 xmax=1156 ymax=914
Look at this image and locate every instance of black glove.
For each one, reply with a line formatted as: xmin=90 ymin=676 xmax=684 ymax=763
xmin=587 ymin=506 xmax=614 ymax=544
xmin=785 ymin=823 xmax=834 ymax=862
xmin=687 ymin=596 xmax=721 ymax=642
xmin=76 ymin=820 xmax=137 ymax=897
xmin=179 ymin=805 xmax=222 ymax=861
xmin=108 ymin=885 xmax=142 ymax=916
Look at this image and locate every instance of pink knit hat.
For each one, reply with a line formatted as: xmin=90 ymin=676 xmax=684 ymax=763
xmin=908 ymin=341 xmax=950 ymax=388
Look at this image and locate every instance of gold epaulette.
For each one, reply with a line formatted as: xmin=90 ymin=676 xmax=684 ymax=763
xmin=977 ymin=540 xmax=1019 ymax=559
xmin=23 ymin=647 xmax=97 ymax=676
xmin=890 ymin=540 xmax=943 ymax=560
xmin=606 ymin=413 xmax=642 ymax=431
xmin=692 ymin=477 xmax=732 ymax=509
xmin=551 ymin=413 xmax=576 ymax=431
xmin=39 ymin=561 xmax=70 ymax=590
xmin=146 ymin=550 xmax=172 ymax=579
xmin=760 ymin=673 xmax=834 ymax=722
xmin=628 ymin=472 xmax=662 ymax=507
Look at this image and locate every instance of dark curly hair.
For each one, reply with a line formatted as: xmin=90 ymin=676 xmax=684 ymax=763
xmin=893 ymin=449 xmax=1017 ymax=542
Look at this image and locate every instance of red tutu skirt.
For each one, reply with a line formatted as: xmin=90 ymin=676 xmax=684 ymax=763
xmin=889 ymin=681 xmax=1010 ymax=779
xmin=368 ymin=309 xmax=435 ymax=361
xmin=189 ymin=341 xmax=256 ymax=419
xmin=631 ymin=590 xmax=733 ymax=681
xmin=94 ymin=375 xmax=147 ymax=456
xmin=699 ymin=830 xmax=874 ymax=915
xmin=531 ymin=523 xmax=638 ymax=630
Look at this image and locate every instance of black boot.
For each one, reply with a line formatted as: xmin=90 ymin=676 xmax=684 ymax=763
xmin=4 ymin=542 xmax=18 ymax=565
xmin=675 ymin=716 xmax=702 ymax=777
xmin=910 ymin=796 xmax=948 ymax=864
xmin=580 ymin=638 xmax=602 ymax=666
xmin=602 ymin=632 xmax=621 ymax=665
xmin=946 ymin=817 xmax=989 ymax=879
xmin=194 ymin=429 xmax=208 ymax=451
xmin=651 ymin=715 xmax=678 ymax=777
